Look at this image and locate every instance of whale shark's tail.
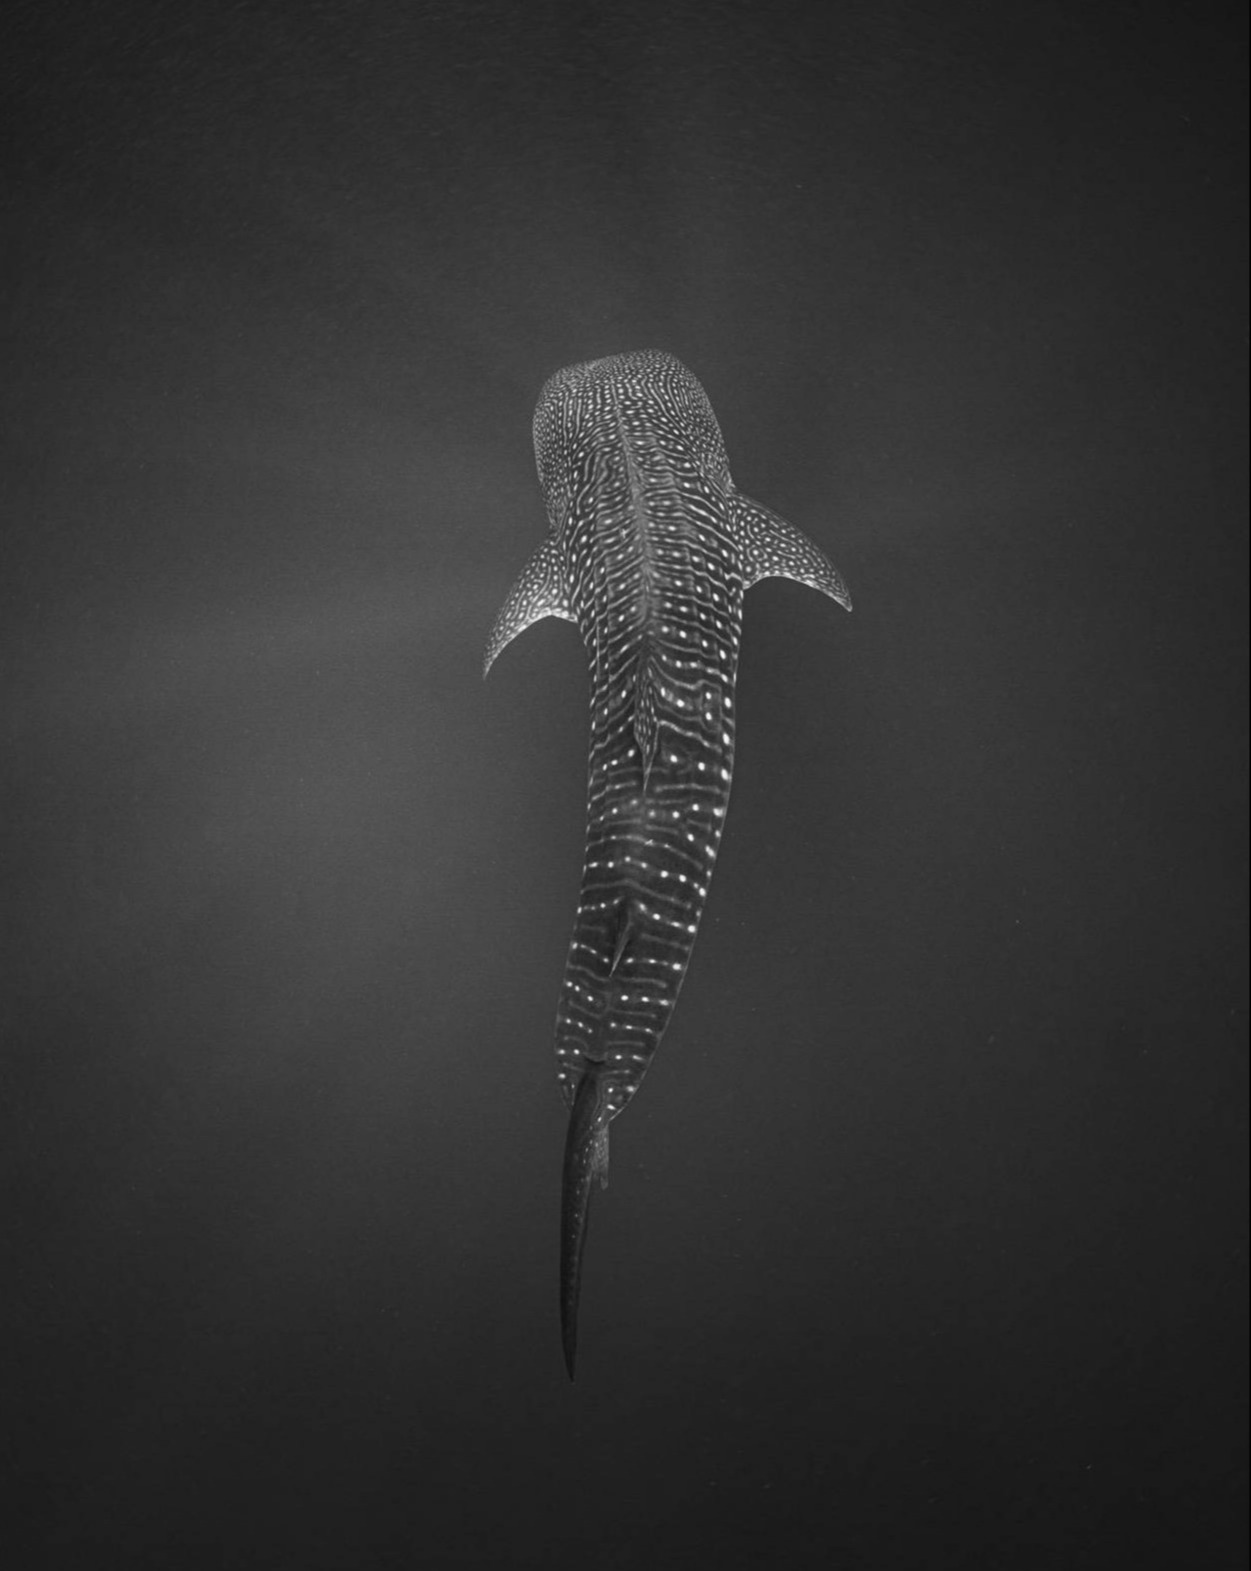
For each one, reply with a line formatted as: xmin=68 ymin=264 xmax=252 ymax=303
xmin=560 ymin=1068 xmax=611 ymax=1379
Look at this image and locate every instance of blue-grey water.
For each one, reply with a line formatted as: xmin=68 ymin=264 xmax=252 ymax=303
xmin=3 ymin=5 xmax=1246 ymax=1568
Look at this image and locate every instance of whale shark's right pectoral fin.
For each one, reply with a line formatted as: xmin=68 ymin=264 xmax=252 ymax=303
xmin=483 ymin=538 xmax=577 ymax=677
xmin=735 ymin=492 xmax=853 ymax=611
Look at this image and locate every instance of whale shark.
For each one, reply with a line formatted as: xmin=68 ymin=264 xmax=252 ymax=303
xmin=485 ymin=350 xmax=851 ymax=1376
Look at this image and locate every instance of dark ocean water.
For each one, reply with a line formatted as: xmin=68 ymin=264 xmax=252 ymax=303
xmin=3 ymin=4 xmax=1246 ymax=1567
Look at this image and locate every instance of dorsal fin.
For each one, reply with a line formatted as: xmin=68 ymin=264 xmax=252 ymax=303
xmin=631 ymin=644 xmax=662 ymax=788
xmin=608 ymin=899 xmax=635 ymax=976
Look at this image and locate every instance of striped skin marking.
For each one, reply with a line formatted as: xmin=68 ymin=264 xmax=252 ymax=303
xmin=485 ymin=350 xmax=851 ymax=1376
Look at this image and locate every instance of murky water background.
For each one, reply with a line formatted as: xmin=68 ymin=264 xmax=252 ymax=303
xmin=3 ymin=5 xmax=1245 ymax=1567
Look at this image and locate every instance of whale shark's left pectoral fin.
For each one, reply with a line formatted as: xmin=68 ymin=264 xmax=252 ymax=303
xmin=735 ymin=492 xmax=853 ymax=612
xmin=483 ymin=538 xmax=578 ymax=677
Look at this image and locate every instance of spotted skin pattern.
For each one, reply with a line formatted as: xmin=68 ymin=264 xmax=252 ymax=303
xmin=485 ymin=351 xmax=850 ymax=1375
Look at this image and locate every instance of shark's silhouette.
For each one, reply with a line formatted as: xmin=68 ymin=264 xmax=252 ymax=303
xmin=486 ymin=351 xmax=851 ymax=1376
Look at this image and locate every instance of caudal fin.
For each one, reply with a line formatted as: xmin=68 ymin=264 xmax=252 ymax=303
xmin=560 ymin=1070 xmax=610 ymax=1379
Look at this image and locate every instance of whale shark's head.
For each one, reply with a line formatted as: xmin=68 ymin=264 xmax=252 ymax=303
xmin=531 ymin=350 xmax=731 ymax=511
